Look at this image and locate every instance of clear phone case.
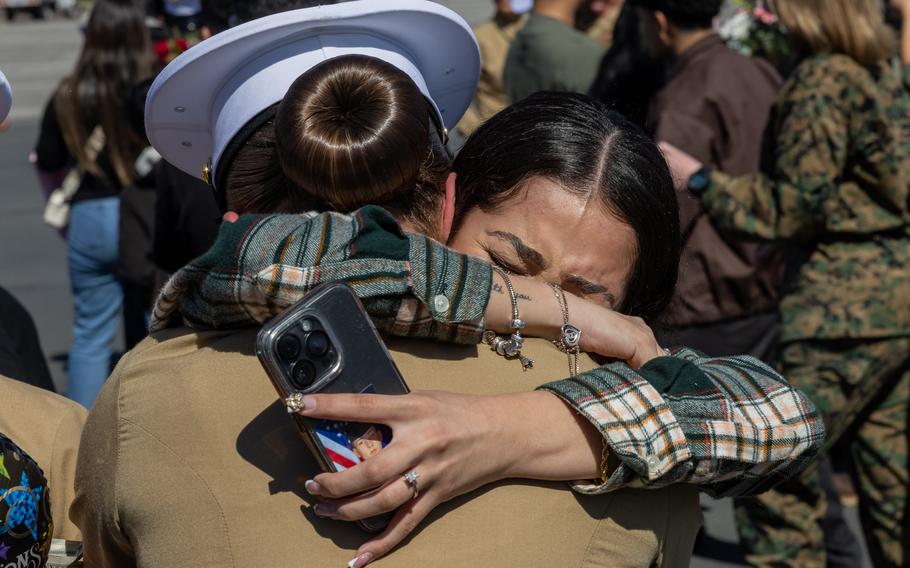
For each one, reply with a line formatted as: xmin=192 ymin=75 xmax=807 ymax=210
xmin=256 ymin=283 xmax=409 ymax=532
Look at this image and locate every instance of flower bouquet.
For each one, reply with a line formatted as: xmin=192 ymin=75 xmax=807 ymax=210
xmin=718 ymin=0 xmax=796 ymax=75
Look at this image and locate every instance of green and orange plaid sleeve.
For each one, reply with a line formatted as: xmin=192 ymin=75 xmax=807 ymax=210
xmin=540 ymin=348 xmax=825 ymax=497
xmin=150 ymin=205 xmax=491 ymax=343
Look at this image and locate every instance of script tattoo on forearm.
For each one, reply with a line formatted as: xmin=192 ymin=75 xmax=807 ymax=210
xmin=492 ymin=282 xmax=532 ymax=302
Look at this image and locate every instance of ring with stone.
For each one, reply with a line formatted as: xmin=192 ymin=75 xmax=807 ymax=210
xmin=403 ymin=470 xmax=420 ymax=500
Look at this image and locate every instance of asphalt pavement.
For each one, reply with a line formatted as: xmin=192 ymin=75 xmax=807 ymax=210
xmin=0 ymin=6 xmax=868 ymax=568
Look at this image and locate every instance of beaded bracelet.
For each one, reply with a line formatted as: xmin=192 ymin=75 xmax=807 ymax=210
xmin=483 ymin=266 xmax=534 ymax=370
xmin=550 ymin=284 xmax=582 ymax=377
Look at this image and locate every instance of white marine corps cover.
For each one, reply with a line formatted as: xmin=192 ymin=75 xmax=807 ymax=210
xmin=0 ymin=70 xmax=11 ymax=123
xmin=145 ymin=0 xmax=480 ymax=187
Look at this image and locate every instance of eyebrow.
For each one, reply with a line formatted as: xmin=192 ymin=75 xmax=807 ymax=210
xmin=487 ymin=230 xmax=549 ymax=272
xmin=565 ymin=274 xmax=618 ymax=307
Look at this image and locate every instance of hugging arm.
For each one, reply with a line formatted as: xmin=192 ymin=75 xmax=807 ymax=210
xmin=540 ymin=348 xmax=825 ymax=498
xmin=297 ymin=350 xmax=824 ymax=564
xmin=152 ymin=205 xmax=661 ymax=365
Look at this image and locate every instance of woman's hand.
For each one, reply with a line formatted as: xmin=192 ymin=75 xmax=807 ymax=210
xmin=658 ymin=141 xmax=703 ymax=189
xmin=294 ymin=389 xmax=602 ymax=567
xmin=568 ymin=299 xmax=664 ymax=369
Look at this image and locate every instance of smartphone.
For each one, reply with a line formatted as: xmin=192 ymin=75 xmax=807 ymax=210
xmin=256 ymin=282 xmax=409 ymax=532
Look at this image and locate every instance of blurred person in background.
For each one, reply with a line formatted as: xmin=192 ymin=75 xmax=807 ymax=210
xmin=34 ymin=0 xmax=158 ymax=408
xmin=455 ymin=0 xmax=532 ymax=139
xmin=588 ymin=2 xmax=668 ymax=128
xmin=0 ymin=71 xmax=56 ymax=393
xmin=662 ymin=0 xmax=910 ymax=564
xmin=503 ymin=0 xmax=610 ymax=102
xmin=635 ymin=0 xmax=785 ymax=363
xmin=0 ymin=288 xmax=56 ymax=392
xmin=577 ymin=0 xmax=624 ymax=46
xmin=118 ymin=79 xmax=161 ymax=351
xmin=890 ymin=0 xmax=910 ymax=63
xmin=642 ymin=3 xmax=862 ymax=564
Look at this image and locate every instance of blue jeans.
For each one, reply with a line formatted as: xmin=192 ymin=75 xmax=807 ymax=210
xmin=67 ymin=197 xmax=122 ymax=407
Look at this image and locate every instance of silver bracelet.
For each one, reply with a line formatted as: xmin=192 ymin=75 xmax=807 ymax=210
xmin=483 ymin=266 xmax=534 ymax=370
xmin=551 ymin=284 xmax=581 ymax=377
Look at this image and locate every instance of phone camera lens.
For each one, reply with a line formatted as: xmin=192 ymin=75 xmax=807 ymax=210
xmin=291 ymin=360 xmax=316 ymax=389
xmin=277 ymin=335 xmax=301 ymax=362
xmin=306 ymin=331 xmax=330 ymax=358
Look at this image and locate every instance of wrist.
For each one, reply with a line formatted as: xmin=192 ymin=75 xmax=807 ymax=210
xmin=687 ymin=165 xmax=713 ymax=197
xmin=485 ymin=275 xmax=564 ymax=341
xmin=500 ymin=391 xmax=601 ymax=481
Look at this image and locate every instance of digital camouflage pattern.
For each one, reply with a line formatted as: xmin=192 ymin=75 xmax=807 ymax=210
xmin=701 ymin=52 xmax=910 ymax=567
xmin=734 ymin=337 xmax=909 ymax=567
xmin=702 ymin=54 xmax=910 ymax=343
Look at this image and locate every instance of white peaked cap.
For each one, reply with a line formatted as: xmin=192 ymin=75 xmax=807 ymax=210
xmin=145 ymin=0 xmax=480 ymax=185
xmin=0 ymin=70 xmax=11 ymax=123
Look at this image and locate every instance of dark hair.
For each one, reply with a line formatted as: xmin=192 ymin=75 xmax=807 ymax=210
xmin=453 ymin=92 xmax=680 ymax=323
xmin=222 ymin=55 xmax=450 ymax=234
xmin=222 ymin=106 xmax=301 ymax=214
xmin=589 ymin=4 xmax=669 ymax=129
xmin=272 ymin=55 xmax=449 ymax=231
xmin=55 ymin=0 xmax=158 ymax=187
xmin=631 ymin=0 xmax=722 ymax=29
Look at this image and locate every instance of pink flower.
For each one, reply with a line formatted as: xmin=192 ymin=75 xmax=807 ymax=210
xmin=754 ymin=6 xmax=778 ymax=24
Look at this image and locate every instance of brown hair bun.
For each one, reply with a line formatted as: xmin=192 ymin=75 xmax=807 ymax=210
xmin=275 ymin=54 xmax=431 ymax=212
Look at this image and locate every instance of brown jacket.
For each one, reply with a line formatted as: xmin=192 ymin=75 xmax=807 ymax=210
xmin=649 ymin=34 xmax=784 ymax=327
xmin=71 ymin=330 xmax=701 ymax=567
xmin=0 ymin=376 xmax=87 ymax=541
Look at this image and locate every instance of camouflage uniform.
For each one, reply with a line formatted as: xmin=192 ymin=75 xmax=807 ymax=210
xmin=700 ymin=53 xmax=910 ymax=567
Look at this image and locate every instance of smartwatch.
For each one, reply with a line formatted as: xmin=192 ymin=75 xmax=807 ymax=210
xmin=687 ymin=166 xmax=713 ymax=196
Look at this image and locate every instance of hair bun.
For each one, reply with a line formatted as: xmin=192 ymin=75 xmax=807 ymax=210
xmin=275 ymin=55 xmax=431 ymax=211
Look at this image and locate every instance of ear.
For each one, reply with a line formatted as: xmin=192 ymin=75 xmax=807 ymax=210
xmin=655 ymin=11 xmax=673 ymax=46
xmin=441 ymin=172 xmax=458 ymax=242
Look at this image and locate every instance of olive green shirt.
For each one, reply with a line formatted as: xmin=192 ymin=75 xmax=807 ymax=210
xmin=702 ymin=54 xmax=910 ymax=342
xmin=503 ymin=14 xmax=606 ymax=103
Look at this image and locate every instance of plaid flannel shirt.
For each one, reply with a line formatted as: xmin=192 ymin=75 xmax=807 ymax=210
xmin=543 ymin=350 xmax=824 ymax=497
xmin=153 ymin=207 xmax=824 ymax=496
xmin=151 ymin=206 xmax=491 ymax=343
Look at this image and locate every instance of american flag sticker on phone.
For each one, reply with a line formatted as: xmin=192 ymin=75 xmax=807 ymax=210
xmin=314 ymin=385 xmax=392 ymax=471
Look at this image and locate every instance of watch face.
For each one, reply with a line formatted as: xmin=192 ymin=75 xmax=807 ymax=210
xmin=689 ymin=168 xmax=711 ymax=194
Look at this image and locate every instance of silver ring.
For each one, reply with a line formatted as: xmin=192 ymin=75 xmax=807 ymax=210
xmin=662 ymin=347 xmax=672 ymax=357
xmin=403 ymin=470 xmax=420 ymax=500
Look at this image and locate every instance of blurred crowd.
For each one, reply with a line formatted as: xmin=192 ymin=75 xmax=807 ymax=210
xmin=1 ymin=0 xmax=909 ymax=567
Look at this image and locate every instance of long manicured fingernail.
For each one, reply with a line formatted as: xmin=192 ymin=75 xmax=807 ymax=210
xmin=286 ymin=393 xmax=314 ymax=413
xmin=305 ymin=480 xmax=323 ymax=496
xmin=313 ymin=502 xmax=337 ymax=517
xmin=347 ymin=552 xmax=373 ymax=568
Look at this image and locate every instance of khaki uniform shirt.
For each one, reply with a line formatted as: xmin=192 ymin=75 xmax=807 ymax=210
xmin=71 ymin=330 xmax=701 ymax=567
xmin=456 ymin=16 xmax=527 ymax=137
xmin=0 ymin=376 xmax=87 ymax=541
